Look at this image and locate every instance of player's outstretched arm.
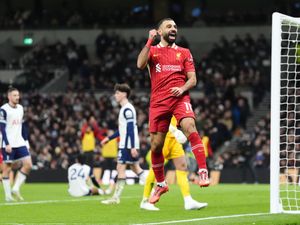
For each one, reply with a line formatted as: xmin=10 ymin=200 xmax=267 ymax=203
xmin=137 ymin=29 xmax=157 ymax=69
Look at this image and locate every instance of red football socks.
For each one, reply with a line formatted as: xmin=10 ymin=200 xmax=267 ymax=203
xmin=151 ymin=151 xmax=165 ymax=182
xmin=188 ymin=132 xmax=207 ymax=169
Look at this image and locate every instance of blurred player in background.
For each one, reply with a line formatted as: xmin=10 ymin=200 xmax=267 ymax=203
xmin=137 ymin=18 xmax=209 ymax=204
xmin=140 ymin=116 xmax=207 ymax=211
xmin=0 ymin=149 xmax=3 ymax=181
xmin=101 ymin=83 xmax=146 ymax=204
xmin=68 ymin=154 xmax=104 ymax=197
xmin=81 ymin=115 xmax=106 ymax=167
xmin=100 ymin=132 xmax=118 ymax=194
xmin=0 ymin=87 xmax=32 ymax=201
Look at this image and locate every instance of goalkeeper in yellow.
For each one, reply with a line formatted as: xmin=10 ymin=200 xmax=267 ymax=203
xmin=140 ymin=116 xmax=208 ymax=210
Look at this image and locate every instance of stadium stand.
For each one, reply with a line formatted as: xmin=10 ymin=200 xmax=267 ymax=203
xmin=0 ymin=0 xmax=277 ymax=184
xmin=0 ymin=0 xmax=294 ymax=30
xmin=0 ymin=8 xmax=271 ymax=30
xmin=0 ymin=31 xmax=271 ymax=175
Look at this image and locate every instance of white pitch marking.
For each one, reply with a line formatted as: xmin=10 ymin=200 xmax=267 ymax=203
xmin=0 ymin=196 xmax=137 ymax=206
xmin=132 ymin=212 xmax=270 ymax=225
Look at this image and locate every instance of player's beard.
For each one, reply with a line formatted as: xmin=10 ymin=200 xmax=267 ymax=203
xmin=163 ymin=31 xmax=177 ymax=44
xmin=13 ymin=98 xmax=19 ymax=105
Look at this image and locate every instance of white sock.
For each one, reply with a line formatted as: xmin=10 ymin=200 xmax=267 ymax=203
xmin=2 ymin=178 xmax=12 ymax=198
xmin=12 ymin=171 xmax=27 ymax=192
xmin=112 ymin=179 xmax=125 ymax=199
xmin=184 ymin=195 xmax=193 ymax=204
xmin=157 ymin=181 xmax=167 ymax=187
xmin=138 ymin=171 xmax=146 ymax=184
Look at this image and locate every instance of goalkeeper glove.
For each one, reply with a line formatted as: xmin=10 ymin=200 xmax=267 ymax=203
xmin=169 ymin=125 xmax=187 ymax=144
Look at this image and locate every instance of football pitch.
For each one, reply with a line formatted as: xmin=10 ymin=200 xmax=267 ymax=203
xmin=0 ymin=183 xmax=300 ymax=225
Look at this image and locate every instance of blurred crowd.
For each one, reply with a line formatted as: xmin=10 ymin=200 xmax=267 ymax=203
xmin=0 ymin=7 xmax=271 ymax=30
xmin=0 ymin=90 xmax=251 ymax=171
xmin=215 ymin=113 xmax=270 ymax=182
xmin=0 ymin=31 xmax=272 ymax=171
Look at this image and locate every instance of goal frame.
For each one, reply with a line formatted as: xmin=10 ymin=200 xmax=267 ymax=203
xmin=271 ymin=12 xmax=300 ymax=214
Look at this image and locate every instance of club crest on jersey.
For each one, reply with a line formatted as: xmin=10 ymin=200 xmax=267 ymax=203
xmin=176 ymin=52 xmax=181 ymax=60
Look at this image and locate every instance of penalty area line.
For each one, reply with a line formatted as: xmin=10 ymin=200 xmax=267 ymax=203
xmin=0 ymin=195 xmax=137 ymax=206
xmin=132 ymin=212 xmax=270 ymax=225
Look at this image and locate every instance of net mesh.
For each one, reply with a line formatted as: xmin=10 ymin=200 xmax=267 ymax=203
xmin=279 ymin=19 xmax=300 ymax=212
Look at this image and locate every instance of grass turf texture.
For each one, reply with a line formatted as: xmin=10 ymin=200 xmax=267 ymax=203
xmin=0 ymin=183 xmax=299 ymax=225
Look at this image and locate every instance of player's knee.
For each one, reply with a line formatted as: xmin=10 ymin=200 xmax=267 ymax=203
xmin=151 ymin=141 xmax=164 ymax=153
xmin=2 ymin=168 xmax=11 ymax=176
xmin=182 ymin=123 xmax=197 ymax=136
xmin=23 ymin=161 xmax=32 ymax=172
xmin=176 ymin=162 xmax=187 ymax=171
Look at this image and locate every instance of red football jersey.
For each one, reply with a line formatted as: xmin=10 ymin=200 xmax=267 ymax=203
xmin=147 ymin=43 xmax=195 ymax=106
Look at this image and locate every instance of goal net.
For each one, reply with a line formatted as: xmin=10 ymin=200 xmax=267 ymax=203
xmin=271 ymin=12 xmax=300 ymax=214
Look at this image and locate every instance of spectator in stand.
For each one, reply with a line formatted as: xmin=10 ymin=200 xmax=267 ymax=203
xmin=81 ymin=116 xmax=105 ymax=168
xmin=238 ymin=133 xmax=258 ymax=183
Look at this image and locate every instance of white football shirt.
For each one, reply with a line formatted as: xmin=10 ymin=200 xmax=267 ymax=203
xmin=68 ymin=163 xmax=91 ymax=197
xmin=118 ymin=102 xmax=140 ymax=149
xmin=0 ymin=103 xmax=26 ymax=148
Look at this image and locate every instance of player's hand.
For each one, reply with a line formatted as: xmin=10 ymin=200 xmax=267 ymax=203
xmin=5 ymin=145 xmax=12 ymax=153
xmin=148 ymin=29 xmax=158 ymax=40
xmin=170 ymin=87 xmax=184 ymax=97
xmin=131 ymin=148 xmax=139 ymax=158
xmin=101 ymin=137 xmax=109 ymax=146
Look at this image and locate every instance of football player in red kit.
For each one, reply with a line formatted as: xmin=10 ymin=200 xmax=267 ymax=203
xmin=137 ymin=18 xmax=209 ymax=204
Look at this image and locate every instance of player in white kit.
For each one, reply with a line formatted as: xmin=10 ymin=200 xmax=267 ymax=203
xmin=101 ymin=83 xmax=146 ymax=204
xmin=0 ymin=87 xmax=32 ymax=202
xmin=68 ymin=154 xmax=104 ymax=197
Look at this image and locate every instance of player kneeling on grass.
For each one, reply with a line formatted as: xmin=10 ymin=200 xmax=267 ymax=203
xmin=68 ymin=154 xmax=105 ymax=197
xmin=140 ymin=116 xmax=207 ymax=211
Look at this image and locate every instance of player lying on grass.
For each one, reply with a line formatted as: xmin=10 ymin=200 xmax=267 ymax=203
xmin=140 ymin=116 xmax=207 ymax=210
xmin=68 ymin=154 xmax=105 ymax=197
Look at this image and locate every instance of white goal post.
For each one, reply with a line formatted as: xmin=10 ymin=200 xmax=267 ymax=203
xmin=271 ymin=12 xmax=300 ymax=214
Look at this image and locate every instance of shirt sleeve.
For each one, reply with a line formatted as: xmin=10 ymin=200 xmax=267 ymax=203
xmin=183 ymin=49 xmax=195 ymax=73
xmin=124 ymin=108 xmax=136 ymax=148
xmin=108 ymin=130 xmax=120 ymax=140
xmin=22 ymin=120 xmax=29 ymax=141
xmin=0 ymin=109 xmax=9 ymax=145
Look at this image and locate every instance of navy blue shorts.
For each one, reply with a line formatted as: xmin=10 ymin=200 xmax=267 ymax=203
xmin=1 ymin=146 xmax=30 ymax=163
xmin=117 ymin=148 xmax=139 ymax=164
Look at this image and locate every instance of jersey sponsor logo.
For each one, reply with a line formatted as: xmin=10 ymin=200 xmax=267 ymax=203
xmin=155 ymin=63 xmax=161 ymax=72
xmin=12 ymin=119 xmax=21 ymax=125
xmin=162 ymin=65 xmax=181 ymax=71
xmin=155 ymin=64 xmax=181 ymax=73
xmin=153 ymin=53 xmax=160 ymax=57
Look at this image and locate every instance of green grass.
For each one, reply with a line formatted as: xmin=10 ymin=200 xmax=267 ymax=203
xmin=0 ymin=183 xmax=300 ymax=225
